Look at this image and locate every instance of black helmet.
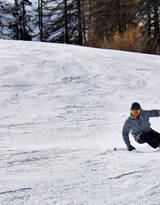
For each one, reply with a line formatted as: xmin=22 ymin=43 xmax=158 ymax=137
xmin=130 ymin=102 xmax=141 ymax=110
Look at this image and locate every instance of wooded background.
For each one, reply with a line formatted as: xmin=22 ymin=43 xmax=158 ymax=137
xmin=0 ymin=0 xmax=160 ymax=54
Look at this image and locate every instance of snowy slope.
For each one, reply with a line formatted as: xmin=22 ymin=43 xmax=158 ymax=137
xmin=0 ymin=39 xmax=160 ymax=205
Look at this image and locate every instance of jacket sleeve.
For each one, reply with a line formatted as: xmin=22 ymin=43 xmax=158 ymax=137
xmin=144 ymin=110 xmax=160 ymax=118
xmin=122 ymin=120 xmax=130 ymax=147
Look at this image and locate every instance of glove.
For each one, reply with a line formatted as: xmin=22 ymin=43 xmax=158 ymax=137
xmin=127 ymin=145 xmax=136 ymax=151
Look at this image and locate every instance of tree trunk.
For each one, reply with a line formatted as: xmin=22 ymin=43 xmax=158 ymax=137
xmin=116 ymin=0 xmax=123 ymax=33
xmin=88 ymin=0 xmax=92 ymax=46
xmin=64 ymin=0 xmax=69 ymax=43
xmin=153 ymin=1 xmax=160 ymax=42
xmin=77 ymin=0 xmax=83 ymax=45
xmin=38 ymin=0 xmax=43 ymax=41
xmin=14 ymin=0 xmax=19 ymax=40
xmin=81 ymin=0 xmax=86 ymax=44
xmin=146 ymin=1 xmax=152 ymax=51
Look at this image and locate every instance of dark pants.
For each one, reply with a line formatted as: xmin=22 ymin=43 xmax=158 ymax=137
xmin=135 ymin=130 xmax=160 ymax=149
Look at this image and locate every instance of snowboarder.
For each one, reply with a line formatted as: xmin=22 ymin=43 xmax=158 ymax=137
xmin=122 ymin=102 xmax=160 ymax=151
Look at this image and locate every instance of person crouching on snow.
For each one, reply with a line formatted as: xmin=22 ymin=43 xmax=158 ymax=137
xmin=122 ymin=102 xmax=160 ymax=151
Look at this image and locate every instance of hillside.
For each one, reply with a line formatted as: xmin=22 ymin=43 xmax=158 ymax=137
xmin=0 ymin=39 xmax=160 ymax=205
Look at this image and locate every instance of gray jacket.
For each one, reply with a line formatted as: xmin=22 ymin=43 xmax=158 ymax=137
xmin=122 ymin=110 xmax=160 ymax=147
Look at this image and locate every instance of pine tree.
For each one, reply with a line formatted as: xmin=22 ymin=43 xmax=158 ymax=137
xmin=9 ymin=0 xmax=32 ymax=40
xmin=37 ymin=0 xmax=84 ymax=45
xmin=138 ymin=0 xmax=160 ymax=53
xmin=86 ymin=0 xmax=138 ymax=48
xmin=0 ymin=0 xmax=13 ymax=39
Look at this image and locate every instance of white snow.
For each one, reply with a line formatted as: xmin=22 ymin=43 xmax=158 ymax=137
xmin=0 ymin=39 xmax=160 ymax=205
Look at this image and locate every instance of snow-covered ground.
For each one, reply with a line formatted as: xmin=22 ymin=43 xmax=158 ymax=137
xmin=0 ymin=39 xmax=160 ymax=205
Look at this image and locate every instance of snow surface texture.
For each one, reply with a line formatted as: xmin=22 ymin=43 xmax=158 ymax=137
xmin=0 ymin=39 xmax=160 ymax=205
